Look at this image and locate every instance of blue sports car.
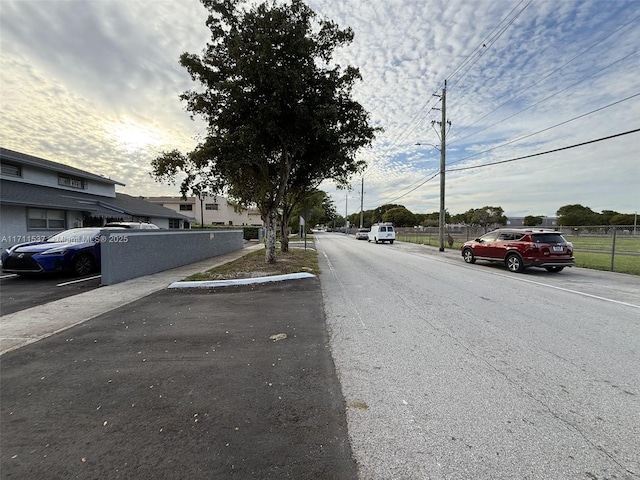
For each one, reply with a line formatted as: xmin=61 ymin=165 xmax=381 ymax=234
xmin=1 ymin=227 xmax=120 ymax=276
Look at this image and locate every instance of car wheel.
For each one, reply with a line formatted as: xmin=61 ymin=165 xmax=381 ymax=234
xmin=545 ymin=266 xmax=565 ymax=273
xmin=462 ymin=248 xmax=476 ymax=264
xmin=73 ymin=254 xmax=95 ymax=276
xmin=389 ymin=240 xmax=394 ymax=244
xmin=505 ymin=253 xmax=524 ymax=273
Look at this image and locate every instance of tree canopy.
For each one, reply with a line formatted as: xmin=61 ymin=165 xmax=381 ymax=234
xmin=556 ymin=204 xmax=601 ymax=226
xmin=151 ymin=0 xmax=377 ymax=262
xmin=382 ymin=206 xmax=417 ymax=226
xmin=286 ymin=189 xmax=335 ymax=233
xmin=342 ymin=202 xmax=633 ymax=229
xmin=523 ymin=215 xmax=543 ymax=226
xmin=462 ymin=206 xmax=507 ymax=228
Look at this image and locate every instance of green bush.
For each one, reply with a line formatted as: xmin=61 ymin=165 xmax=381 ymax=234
xmin=242 ymin=226 xmax=260 ymax=240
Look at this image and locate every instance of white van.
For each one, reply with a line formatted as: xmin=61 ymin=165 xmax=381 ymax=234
xmin=368 ymin=222 xmax=395 ymax=244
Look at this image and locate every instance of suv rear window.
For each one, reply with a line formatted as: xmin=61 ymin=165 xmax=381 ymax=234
xmin=532 ymin=233 xmax=566 ymax=243
xmin=498 ymin=232 xmax=525 ymax=241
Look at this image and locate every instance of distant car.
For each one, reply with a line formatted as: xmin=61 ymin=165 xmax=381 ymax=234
xmin=1 ymin=227 xmax=122 ymax=276
xmin=460 ymin=229 xmax=574 ymax=273
xmin=104 ymin=221 xmax=160 ymax=229
xmin=355 ymin=228 xmax=370 ymax=240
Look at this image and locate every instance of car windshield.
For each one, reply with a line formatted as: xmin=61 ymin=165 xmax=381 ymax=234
xmin=47 ymin=229 xmax=99 ymax=243
xmin=532 ymin=233 xmax=566 ymax=243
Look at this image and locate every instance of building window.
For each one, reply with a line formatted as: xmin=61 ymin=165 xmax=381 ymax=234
xmin=169 ymin=219 xmax=180 ymax=229
xmin=205 ymin=203 xmax=219 ymax=210
xmin=58 ymin=175 xmax=86 ymax=189
xmin=28 ymin=208 xmax=66 ymax=230
xmin=179 ymin=204 xmax=193 ymax=211
xmin=1 ymin=162 xmax=21 ymax=177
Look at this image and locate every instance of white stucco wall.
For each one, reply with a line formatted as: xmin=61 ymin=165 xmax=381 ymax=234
xmin=5 ymin=165 xmax=117 ymax=197
xmin=1 ymin=205 xmax=48 ymax=251
xmin=150 ymin=196 xmax=262 ymax=226
xmin=0 ymin=205 xmax=93 ymax=251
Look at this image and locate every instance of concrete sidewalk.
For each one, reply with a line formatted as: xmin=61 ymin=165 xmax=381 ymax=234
xmin=0 ymin=244 xmax=358 ymax=479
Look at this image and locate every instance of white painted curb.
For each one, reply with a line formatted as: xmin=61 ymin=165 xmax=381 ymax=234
xmin=168 ymin=272 xmax=316 ymax=289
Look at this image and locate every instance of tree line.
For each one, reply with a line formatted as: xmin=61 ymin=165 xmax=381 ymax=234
xmin=318 ymin=203 xmax=635 ymax=229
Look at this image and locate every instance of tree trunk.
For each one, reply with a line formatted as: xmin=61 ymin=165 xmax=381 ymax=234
xmin=264 ymin=208 xmax=277 ymax=264
xmin=280 ymin=213 xmax=290 ymax=252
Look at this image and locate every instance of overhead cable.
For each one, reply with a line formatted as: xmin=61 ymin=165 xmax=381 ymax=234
xmin=447 ymin=128 xmax=640 ymax=173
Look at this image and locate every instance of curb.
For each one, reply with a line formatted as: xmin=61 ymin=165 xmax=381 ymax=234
xmin=168 ymin=272 xmax=316 ymax=288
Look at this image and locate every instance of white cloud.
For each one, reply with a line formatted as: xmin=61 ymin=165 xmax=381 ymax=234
xmin=1 ymin=0 xmax=638 ymax=217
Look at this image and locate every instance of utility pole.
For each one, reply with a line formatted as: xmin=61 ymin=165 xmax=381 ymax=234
xmin=345 ymin=192 xmax=348 ymax=234
xmin=433 ymin=80 xmax=450 ymax=251
xmin=360 ymin=177 xmax=364 ymax=228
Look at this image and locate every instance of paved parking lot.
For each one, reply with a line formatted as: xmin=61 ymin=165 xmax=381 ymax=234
xmin=1 ymin=277 xmax=356 ymax=479
xmin=0 ymin=273 xmax=101 ymax=316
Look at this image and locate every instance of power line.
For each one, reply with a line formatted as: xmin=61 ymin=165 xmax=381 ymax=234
xmin=359 ymin=1 xmax=532 ymax=183
xmin=359 ymin=87 xmax=443 ymax=179
xmin=446 ymin=128 xmax=640 ymax=173
xmin=447 ymin=92 xmax=640 ymax=167
xmin=448 ymin=0 xmax=532 ymax=90
xmin=451 ymin=46 xmax=640 ymax=147
xmin=380 ymin=171 xmax=440 ymax=206
xmin=450 ymin=12 xmax=640 ymax=143
xmin=365 ymin=127 xmax=639 ymax=210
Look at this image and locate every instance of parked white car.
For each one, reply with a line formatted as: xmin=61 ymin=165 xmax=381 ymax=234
xmin=104 ymin=222 xmax=160 ymax=229
xmin=355 ymin=228 xmax=370 ymax=240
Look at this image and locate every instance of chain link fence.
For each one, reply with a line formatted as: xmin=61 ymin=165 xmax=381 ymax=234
xmin=395 ymin=225 xmax=640 ymax=275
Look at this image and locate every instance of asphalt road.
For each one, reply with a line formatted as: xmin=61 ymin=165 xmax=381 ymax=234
xmin=0 ymin=273 xmax=101 ymax=316
xmin=316 ymin=232 xmax=640 ymax=480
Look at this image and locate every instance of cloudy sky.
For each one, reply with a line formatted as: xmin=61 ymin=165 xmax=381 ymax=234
xmin=1 ymin=0 xmax=638 ymax=218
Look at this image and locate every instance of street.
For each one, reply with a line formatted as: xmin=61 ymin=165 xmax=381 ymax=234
xmin=316 ymin=232 xmax=640 ymax=480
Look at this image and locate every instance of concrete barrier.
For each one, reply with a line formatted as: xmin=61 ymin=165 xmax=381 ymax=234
xmin=100 ymin=229 xmax=244 ymax=285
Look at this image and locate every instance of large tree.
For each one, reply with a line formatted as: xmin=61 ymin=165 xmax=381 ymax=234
xmin=151 ymin=0 xmax=377 ymax=263
xmin=464 ymin=206 xmax=507 ymax=230
xmin=523 ymin=215 xmax=543 ymax=226
xmin=370 ymin=204 xmax=404 ymax=225
xmin=556 ymin=204 xmax=601 ymax=226
xmin=609 ymin=213 xmax=636 ymax=225
xmin=286 ymin=189 xmax=330 ymax=234
xmin=382 ymin=206 xmax=417 ymax=227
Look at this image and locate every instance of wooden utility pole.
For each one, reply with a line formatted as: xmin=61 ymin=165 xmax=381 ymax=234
xmin=438 ymin=80 xmax=448 ymax=251
xmin=360 ymin=177 xmax=364 ymax=228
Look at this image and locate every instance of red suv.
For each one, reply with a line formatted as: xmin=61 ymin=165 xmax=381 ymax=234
xmin=460 ymin=229 xmax=574 ymax=273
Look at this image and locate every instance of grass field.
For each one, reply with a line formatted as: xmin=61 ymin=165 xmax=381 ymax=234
xmin=573 ymin=252 xmax=640 ymax=275
xmin=396 ymin=233 xmax=640 ymax=276
xmin=564 ymin=235 xmax=640 ymax=254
